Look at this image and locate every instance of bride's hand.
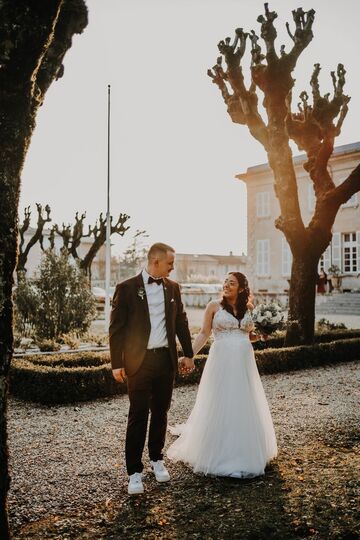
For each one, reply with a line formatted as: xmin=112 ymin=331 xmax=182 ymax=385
xmin=249 ymin=331 xmax=260 ymax=342
xmin=178 ymin=356 xmax=195 ymax=375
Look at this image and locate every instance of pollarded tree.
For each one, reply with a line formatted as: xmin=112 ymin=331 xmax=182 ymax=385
xmin=18 ymin=203 xmax=52 ymax=275
xmin=208 ymin=3 xmax=360 ymax=345
xmin=54 ymin=211 xmax=130 ymax=277
xmin=0 ymin=2 xmax=88 ymax=537
xmin=80 ymin=213 xmax=130 ymax=278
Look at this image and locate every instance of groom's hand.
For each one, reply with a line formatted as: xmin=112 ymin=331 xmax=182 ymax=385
xmin=112 ymin=368 xmax=127 ymax=383
xmin=179 ymin=356 xmax=195 ymax=375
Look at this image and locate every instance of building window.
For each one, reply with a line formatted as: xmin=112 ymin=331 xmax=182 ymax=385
xmin=308 ymin=184 xmax=316 ymax=212
xmin=343 ymin=232 xmax=358 ymax=273
xmin=319 ymin=244 xmax=331 ymax=272
xmin=331 ymin=232 xmax=342 ymax=271
xmin=342 ymin=193 xmax=358 ymax=208
xmin=281 ymin=238 xmax=292 ymax=276
xmin=256 ymin=239 xmax=270 ymax=276
xmin=256 ymin=192 xmax=270 ymax=218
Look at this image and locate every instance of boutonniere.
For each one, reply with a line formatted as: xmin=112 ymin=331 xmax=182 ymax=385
xmin=137 ymin=287 xmax=146 ymax=300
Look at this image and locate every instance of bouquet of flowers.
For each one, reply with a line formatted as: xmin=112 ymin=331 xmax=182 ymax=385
xmin=252 ymin=302 xmax=284 ymax=336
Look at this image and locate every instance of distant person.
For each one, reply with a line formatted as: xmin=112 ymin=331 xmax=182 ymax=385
xmin=317 ymin=270 xmax=328 ymax=294
xmin=167 ymin=272 xmax=277 ymax=478
xmin=109 ymin=242 xmax=194 ymax=495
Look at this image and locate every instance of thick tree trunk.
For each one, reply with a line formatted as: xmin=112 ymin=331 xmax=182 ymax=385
xmin=285 ymin=255 xmax=319 ymax=346
xmin=0 ymin=2 xmax=87 ymax=536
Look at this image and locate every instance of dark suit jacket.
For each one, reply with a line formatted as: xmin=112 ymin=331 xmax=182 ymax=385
xmin=109 ymin=273 xmax=193 ymax=375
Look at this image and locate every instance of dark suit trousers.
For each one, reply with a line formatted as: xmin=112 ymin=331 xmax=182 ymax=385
xmin=125 ymin=348 xmax=174 ymax=475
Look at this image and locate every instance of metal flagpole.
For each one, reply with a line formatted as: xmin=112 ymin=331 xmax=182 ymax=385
xmin=104 ymin=84 xmax=111 ymax=328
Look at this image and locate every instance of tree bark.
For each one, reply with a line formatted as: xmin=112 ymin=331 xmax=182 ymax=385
xmin=285 ymin=255 xmax=319 ymax=346
xmin=0 ymin=2 xmax=87 ymax=536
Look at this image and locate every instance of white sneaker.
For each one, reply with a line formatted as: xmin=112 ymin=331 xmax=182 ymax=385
xmin=128 ymin=472 xmax=144 ymax=495
xmin=150 ymin=460 xmax=170 ymax=482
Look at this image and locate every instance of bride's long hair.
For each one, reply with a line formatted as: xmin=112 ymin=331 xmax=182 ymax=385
xmin=221 ymin=272 xmax=250 ymax=322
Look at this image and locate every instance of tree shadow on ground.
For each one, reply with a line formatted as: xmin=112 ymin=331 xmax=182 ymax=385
xmin=99 ymin=461 xmax=295 ymax=540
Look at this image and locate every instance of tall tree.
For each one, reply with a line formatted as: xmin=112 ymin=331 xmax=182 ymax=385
xmin=79 ymin=212 xmax=130 ymax=278
xmin=18 ymin=203 xmax=52 ymax=275
xmin=208 ymin=3 xmax=360 ymax=345
xmin=55 ymin=211 xmax=130 ymax=278
xmin=119 ymin=229 xmax=149 ymax=279
xmin=0 ymin=1 xmax=88 ymax=536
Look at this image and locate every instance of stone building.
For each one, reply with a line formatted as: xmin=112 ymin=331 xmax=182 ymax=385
xmin=238 ymin=142 xmax=360 ymax=296
xmin=172 ymin=252 xmax=248 ymax=283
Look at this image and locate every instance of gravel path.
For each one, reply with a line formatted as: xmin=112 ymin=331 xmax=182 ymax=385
xmin=8 ymin=360 xmax=360 ymax=539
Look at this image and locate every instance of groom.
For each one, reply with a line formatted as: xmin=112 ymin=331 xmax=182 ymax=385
xmin=109 ymin=242 xmax=194 ymax=495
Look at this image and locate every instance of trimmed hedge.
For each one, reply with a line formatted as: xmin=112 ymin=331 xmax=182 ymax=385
xmin=9 ymin=352 xmax=126 ymax=404
xmin=10 ymin=339 xmax=360 ymax=404
xmin=197 ymin=329 xmax=360 ymax=355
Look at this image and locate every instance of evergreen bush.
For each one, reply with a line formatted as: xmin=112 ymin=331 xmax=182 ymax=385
xmin=14 ymin=250 xmax=97 ymax=340
xmin=10 ymin=339 xmax=360 ymax=404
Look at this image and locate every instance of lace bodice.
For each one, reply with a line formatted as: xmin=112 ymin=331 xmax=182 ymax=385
xmin=212 ymin=308 xmax=254 ymax=341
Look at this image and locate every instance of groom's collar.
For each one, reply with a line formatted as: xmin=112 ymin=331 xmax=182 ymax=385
xmin=142 ymin=268 xmax=151 ymax=282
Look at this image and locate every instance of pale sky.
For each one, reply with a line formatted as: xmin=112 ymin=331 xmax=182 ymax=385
xmin=20 ymin=0 xmax=360 ymax=257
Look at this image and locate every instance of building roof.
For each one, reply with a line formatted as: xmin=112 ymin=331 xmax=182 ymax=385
xmin=177 ymin=253 xmax=247 ymax=263
xmin=237 ymin=141 xmax=360 ymax=180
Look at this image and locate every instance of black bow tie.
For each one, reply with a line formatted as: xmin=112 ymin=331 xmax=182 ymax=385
xmin=148 ymin=276 xmax=163 ymax=286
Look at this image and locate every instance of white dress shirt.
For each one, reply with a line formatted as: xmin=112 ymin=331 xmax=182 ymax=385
xmin=142 ymin=269 xmax=168 ymax=349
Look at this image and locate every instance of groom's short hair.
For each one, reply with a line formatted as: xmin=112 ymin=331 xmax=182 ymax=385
xmin=148 ymin=242 xmax=175 ymax=261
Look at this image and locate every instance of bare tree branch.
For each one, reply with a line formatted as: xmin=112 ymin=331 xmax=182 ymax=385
xmin=208 ymin=25 xmax=269 ymax=150
xmin=285 ymin=7 xmax=316 ymax=68
xmin=80 ymin=213 xmax=130 ymax=278
xmin=257 ymin=2 xmax=278 ymax=63
xmin=17 ymin=204 xmax=51 ymax=274
xmin=286 ymin=62 xmax=351 ymax=199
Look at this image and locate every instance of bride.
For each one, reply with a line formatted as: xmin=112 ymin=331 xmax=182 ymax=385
xmin=167 ymin=272 xmax=277 ymax=478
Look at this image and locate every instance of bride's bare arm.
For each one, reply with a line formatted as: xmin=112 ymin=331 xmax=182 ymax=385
xmin=192 ymin=301 xmax=218 ymax=356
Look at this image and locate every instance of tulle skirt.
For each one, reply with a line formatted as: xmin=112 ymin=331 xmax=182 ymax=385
xmin=167 ymin=334 xmax=277 ymax=478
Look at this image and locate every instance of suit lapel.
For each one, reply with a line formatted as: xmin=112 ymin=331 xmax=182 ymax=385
xmin=135 ymin=273 xmax=151 ymax=328
xmin=163 ymin=278 xmax=175 ymax=343
xmin=163 ymin=278 xmax=171 ymax=322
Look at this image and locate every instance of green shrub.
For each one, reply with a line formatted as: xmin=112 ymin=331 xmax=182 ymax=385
xmin=37 ymin=339 xmax=61 ymax=352
xmin=10 ymin=339 xmax=360 ymax=404
xmin=316 ymin=318 xmax=347 ymax=331
xmin=60 ymin=332 xmax=81 ymax=349
xmin=82 ymin=331 xmax=108 ymax=347
xmin=14 ymin=250 xmax=97 ymax=341
xmin=10 ymin=352 xmax=126 ymax=404
xmin=13 ymin=272 xmax=39 ymax=336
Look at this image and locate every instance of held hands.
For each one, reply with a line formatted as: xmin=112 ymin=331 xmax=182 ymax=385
xmin=249 ymin=332 xmax=269 ymax=343
xmin=178 ymin=356 xmax=195 ymax=376
xmin=112 ymin=368 xmax=127 ymax=383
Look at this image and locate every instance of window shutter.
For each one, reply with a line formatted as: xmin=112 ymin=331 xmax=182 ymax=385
xmin=256 ymin=239 xmax=270 ymax=276
xmin=264 ymin=239 xmax=270 ymax=275
xmin=282 ymin=238 xmax=292 ymax=276
xmin=256 ymin=240 xmax=262 ymax=275
xmin=357 ymin=231 xmax=360 ymax=273
xmin=331 ymin=232 xmax=341 ymax=270
xmin=256 ymin=192 xmax=270 ymax=217
xmin=263 ymin=192 xmax=270 ymax=217
xmin=308 ymin=184 xmax=316 ymax=212
xmin=322 ymin=244 xmax=331 ymax=272
xmin=256 ymin=193 xmax=262 ymax=217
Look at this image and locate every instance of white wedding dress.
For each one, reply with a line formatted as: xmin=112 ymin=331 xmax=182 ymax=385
xmin=167 ymin=307 xmax=277 ymax=478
